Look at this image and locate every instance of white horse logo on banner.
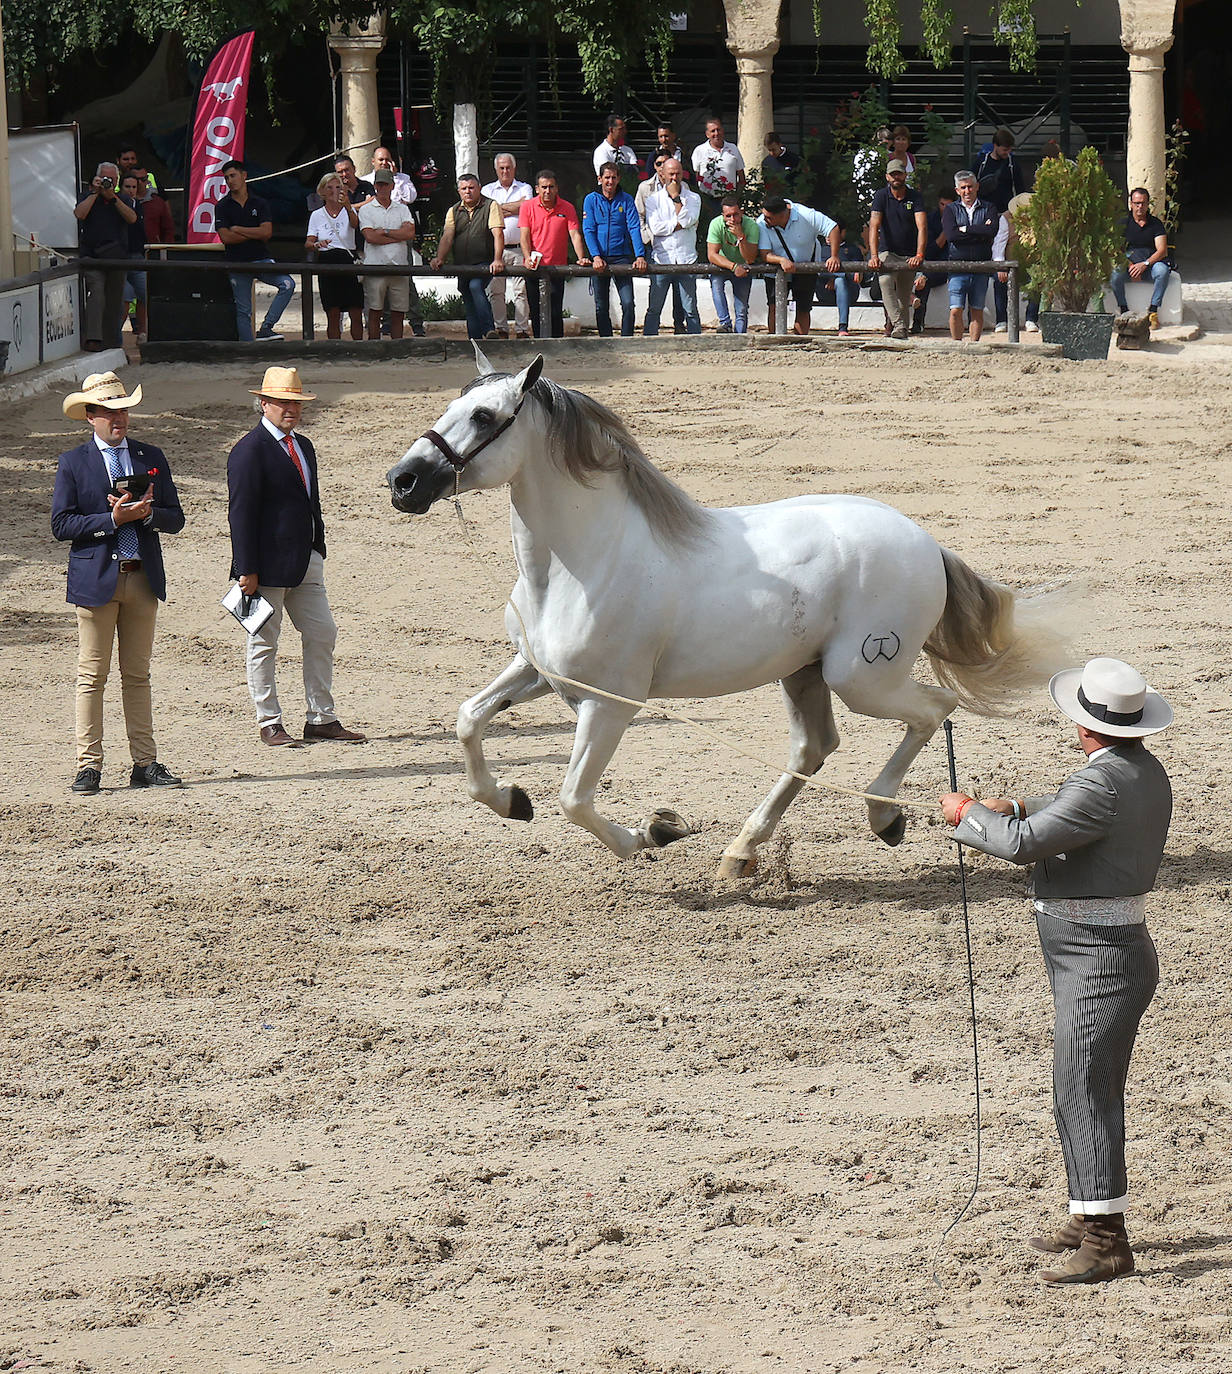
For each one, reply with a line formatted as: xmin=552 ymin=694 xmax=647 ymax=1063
xmin=205 ymin=77 xmax=243 ymax=102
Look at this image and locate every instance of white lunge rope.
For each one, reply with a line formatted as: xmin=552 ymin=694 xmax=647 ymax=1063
xmin=449 ymin=493 xmax=935 ymax=813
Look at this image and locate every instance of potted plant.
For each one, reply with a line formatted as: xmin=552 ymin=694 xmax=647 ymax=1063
xmin=1018 ymin=146 xmax=1123 ymax=359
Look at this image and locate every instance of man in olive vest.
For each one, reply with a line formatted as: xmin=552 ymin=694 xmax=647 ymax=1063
xmin=430 ymin=174 xmax=505 ymax=341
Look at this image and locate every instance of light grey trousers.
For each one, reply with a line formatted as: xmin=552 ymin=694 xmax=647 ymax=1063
xmin=1036 ymin=910 xmax=1159 ymax=1212
xmin=245 ymin=551 xmax=338 ymax=728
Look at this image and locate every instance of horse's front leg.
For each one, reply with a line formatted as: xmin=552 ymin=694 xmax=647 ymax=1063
xmin=457 ymin=654 xmax=552 ymax=820
xmin=559 ymin=697 xmax=693 ymax=858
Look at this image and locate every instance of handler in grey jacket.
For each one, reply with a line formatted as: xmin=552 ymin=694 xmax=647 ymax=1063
xmin=940 ymin=657 xmax=1172 ymax=1286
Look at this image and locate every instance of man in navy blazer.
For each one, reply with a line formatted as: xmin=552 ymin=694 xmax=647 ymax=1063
xmin=52 ymin=372 xmax=184 ymax=794
xmin=227 ymin=367 xmax=365 ymax=747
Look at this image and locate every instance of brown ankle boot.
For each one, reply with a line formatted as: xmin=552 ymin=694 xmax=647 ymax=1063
xmin=1039 ymin=1213 xmax=1134 ymax=1284
xmin=1028 ymin=1213 xmax=1085 ymax=1254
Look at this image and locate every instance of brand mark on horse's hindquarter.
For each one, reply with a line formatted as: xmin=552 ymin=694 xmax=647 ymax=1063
xmin=861 ymin=631 xmax=901 ymax=663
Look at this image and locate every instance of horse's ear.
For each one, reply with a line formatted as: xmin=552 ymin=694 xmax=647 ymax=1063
xmin=472 ymin=342 xmax=497 ymax=375
xmin=519 ymin=354 xmax=545 ymax=394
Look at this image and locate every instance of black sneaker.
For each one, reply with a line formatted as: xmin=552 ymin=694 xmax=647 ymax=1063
xmin=72 ymin=767 xmax=101 ymax=794
xmin=255 ymin=325 xmax=284 ymax=341
xmin=411 ymin=323 xmax=427 ymax=338
xmin=130 ymin=761 xmax=183 ymax=788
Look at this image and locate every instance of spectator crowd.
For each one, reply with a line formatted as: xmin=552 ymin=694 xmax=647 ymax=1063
xmin=78 ymin=120 xmax=1160 ymax=348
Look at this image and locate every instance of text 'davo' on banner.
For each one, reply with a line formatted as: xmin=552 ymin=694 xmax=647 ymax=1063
xmin=186 ymin=30 xmax=256 ymax=244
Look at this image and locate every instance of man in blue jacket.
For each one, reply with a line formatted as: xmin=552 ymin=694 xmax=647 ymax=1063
xmin=582 ymin=162 xmax=648 ymax=337
xmin=52 ymin=372 xmax=185 ymax=794
xmin=227 ymin=367 xmax=365 ymax=748
xmin=941 ymin=171 xmax=998 ymax=342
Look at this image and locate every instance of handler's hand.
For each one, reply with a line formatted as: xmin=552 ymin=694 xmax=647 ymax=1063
xmin=979 ymin=797 xmax=1018 ymax=816
xmin=940 ymin=792 xmax=975 ymax=825
xmin=238 ymin=574 xmax=259 ymax=596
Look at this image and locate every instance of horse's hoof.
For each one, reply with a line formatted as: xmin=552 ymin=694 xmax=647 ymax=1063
xmin=646 ymin=807 xmax=692 ymax=848
xmin=875 ymin=812 xmax=906 ymax=847
xmin=507 ymin=786 xmax=534 ymax=822
xmin=717 ymin=854 xmax=757 ymax=879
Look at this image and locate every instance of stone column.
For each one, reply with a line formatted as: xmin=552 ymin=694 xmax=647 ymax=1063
xmin=1118 ymin=1 xmax=1176 ymax=203
xmin=328 ymin=14 xmax=387 ymax=163
xmin=723 ymin=0 xmax=783 ymax=171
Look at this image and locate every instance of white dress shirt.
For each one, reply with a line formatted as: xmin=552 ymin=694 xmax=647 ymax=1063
xmin=691 ymin=140 xmax=745 ymax=196
xmin=593 ymin=141 xmax=638 ymax=176
xmin=646 ymin=184 xmax=701 ymax=264
xmin=262 ymin=416 xmax=312 ymax=498
xmin=482 ymin=177 xmax=534 ymax=241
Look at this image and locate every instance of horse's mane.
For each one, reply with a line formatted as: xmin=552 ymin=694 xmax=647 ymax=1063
xmin=466 ymin=372 xmax=711 ymax=549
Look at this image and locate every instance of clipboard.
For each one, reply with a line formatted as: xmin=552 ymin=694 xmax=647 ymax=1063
xmin=221 ymin=582 xmax=275 ymax=635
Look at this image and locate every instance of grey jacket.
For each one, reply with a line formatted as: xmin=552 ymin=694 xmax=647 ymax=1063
xmin=954 ymin=744 xmax=1172 ymax=898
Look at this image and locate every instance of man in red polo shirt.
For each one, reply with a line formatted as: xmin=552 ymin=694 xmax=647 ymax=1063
xmin=518 ymin=169 xmax=590 ymax=338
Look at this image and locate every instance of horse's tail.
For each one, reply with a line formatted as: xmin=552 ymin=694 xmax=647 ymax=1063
xmin=924 ymin=548 xmax=1071 ymax=716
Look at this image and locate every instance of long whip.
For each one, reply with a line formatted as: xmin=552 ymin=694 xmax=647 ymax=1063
xmin=932 ymin=717 xmax=983 ymax=1286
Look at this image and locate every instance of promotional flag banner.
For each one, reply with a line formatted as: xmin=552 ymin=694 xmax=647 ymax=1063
xmin=185 ymin=30 xmax=256 ymax=243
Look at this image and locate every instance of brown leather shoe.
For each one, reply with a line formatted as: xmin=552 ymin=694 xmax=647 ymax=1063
xmin=302 ymin=720 xmax=366 ymax=742
xmin=260 ymin=723 xmax=301 ymax=747
xmin=1028 ymin=1213 xmax=1085 ymax=1254
xmin=1039 ymin=1214 xmax=1134 ymax=1284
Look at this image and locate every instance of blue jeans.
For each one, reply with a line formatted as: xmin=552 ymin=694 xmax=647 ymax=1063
xmin=1110 ymin=260 xmax=1172 ymax=313
xmin=948 ymin=272 xmax=988 ymax=312
xmin=229 ymin=261 xmax=295 ymax=341
xmin=460 ymin=274 xmax=495 ymax=339
xmin=592 ymin=258 xmax=636 ymax=336
xmin=644 ymin=273 xmax=700 ymax=335
xmin=710 ymin=273 xmax=753 ymax=331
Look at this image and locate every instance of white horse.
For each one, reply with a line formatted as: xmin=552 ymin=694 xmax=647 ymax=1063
xmin=387 ymin=350 xmax=1061 ymax=877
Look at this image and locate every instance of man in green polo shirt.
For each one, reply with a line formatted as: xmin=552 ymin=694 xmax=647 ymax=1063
xmin=705 ymin=194 xmax=759 ymax=333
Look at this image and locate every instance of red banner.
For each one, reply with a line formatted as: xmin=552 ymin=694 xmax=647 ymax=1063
xmin=185 ymin=30 xmax=256 ymax=243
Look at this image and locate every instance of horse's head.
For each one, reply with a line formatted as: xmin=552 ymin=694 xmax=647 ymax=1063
xmin=387 ymin=347 xmax=544 ymax=515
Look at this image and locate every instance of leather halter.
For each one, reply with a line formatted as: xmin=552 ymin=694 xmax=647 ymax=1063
xmin=420 ymin=392 xmax=528 ymax=471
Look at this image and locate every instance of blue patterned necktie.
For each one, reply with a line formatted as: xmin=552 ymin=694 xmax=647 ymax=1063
xmin=102 ymin=445 xmax=141 ymax=560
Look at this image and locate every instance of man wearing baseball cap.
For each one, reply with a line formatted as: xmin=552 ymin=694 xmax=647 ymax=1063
xmin=52 ymin=372 xmax=185 ymax=793
xmin=227 ymin=367 xmax=365 ymax=747
xmin=940 ymin=658 xmax=1173 ymax=1284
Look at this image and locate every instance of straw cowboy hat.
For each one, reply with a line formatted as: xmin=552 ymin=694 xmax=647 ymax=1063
xmin=1049 ymin=658 xmax=1173 ymax=738
xmin=249 ymin=366 xmax=316 ymax=402
xmin=63 ymin=372 xmax=143 ymax=421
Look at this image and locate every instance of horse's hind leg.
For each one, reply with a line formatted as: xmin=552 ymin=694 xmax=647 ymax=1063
xmin=457 ymin=654 xmax=552 ymax=820
xmin=827 ymin=663 xmax=957 ymax=845
xmin=559 ymin=696 xmax=692 ymax=859
xmin=717 ymin=665 xmax=839 ymax=880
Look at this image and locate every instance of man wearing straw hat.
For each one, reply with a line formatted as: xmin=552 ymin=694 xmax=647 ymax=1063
xmin=52 ymin=372 xmax=185 ymax=794
xmin=227 ymin=367 xmax=365 ymax=748
xmin=940 ymin=658 xmax=1173 ymax=1285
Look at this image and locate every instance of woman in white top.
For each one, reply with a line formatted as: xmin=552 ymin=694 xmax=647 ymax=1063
xmin=305 ymin=172 xmax=363 ymax=339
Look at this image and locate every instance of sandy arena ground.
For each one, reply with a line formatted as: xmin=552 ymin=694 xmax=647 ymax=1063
xmin=3 ymin=346 xmax=1232 ymax=1373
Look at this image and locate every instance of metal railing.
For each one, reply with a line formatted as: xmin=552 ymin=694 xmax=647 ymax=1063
xmin=71 ymin=255 xmax=1025 ymax=344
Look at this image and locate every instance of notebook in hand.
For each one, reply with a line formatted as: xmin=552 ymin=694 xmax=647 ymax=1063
xmin=221 ymin=582 xmax=275 ymax=635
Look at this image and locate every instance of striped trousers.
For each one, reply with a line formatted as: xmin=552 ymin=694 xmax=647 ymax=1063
xmin=1036 ymin=911 xmax=1159 ymax=1212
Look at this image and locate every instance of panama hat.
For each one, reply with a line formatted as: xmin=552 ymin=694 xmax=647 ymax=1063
xmin=249 ymin=366 xmax=316 ymax=402
xmin=1048 ymin=658 xmax=1173 ymax=738
xmin=63 ymin=372 xmax=143 ymax=421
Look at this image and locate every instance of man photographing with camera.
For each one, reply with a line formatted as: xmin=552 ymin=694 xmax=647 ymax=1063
xmin=75 ymin=161 xmax=139 ymax=351
xmin=52 ymin=372 xmax=185 ymax=794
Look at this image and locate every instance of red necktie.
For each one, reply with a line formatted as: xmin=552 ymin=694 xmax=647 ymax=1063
xmin=283 ymin=435 xmax=308 ymax=490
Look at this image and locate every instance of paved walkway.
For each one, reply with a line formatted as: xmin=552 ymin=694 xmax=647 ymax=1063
xmin=1174 ymin=216 xmax=1232 ymax=338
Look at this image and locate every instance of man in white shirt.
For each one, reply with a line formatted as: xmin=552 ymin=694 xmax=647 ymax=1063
xmin=643 ymin=159 xmax=701 ymax=335
xmin=358 ymin=169 xmax=416 ymax=339
xmin=370 ymin=146 xmax=417 ymax=208
xmin=482 ymin=152 xmax=534 ymax=338
xmin=691 ymin=118 xmax=746 ymax=206
xmin=592 ymin=114 xmax=638 ymax=177
xmin=757 ymin=195 xmax=842 ymax=335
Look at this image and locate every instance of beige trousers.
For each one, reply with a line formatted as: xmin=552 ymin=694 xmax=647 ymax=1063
xmin=487 ymin=245 xmax=530 ymax=332
xmin=75 ymin=568 xmax=159 ymax=768
xmin=877 ymin=252 xmax=917 ymax=333
xmin=245 ymin=551 xmax=338 ymax=728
